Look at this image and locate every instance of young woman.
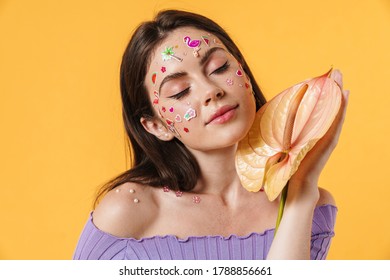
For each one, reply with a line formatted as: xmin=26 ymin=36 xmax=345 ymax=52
xmin=73 ymin=9 xmax=348 ymax=260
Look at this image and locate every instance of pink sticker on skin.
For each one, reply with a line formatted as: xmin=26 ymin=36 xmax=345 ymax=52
xmin=175 ymin=114 xmax=182 ymax=122
xmin=226 ymin=78 xmax=234 ymax=86
xmin=175 ymin=191 xmax=183 ymax=197
xmin=183 ymin=36 xmax=201 ymax=57
xmin=161 ymin=67 xmax=166 ymax=73
xmin=163 ymin=186 xmax=170 ymax=192
xmin=184 ymin=108 xmax=197 ymax=121
xmin=183 ymin=36 xmax=201 ymax=48
xmin=193 ymin=196 xmax=201 ymax=204
xmin=169 ymin=107 xmax=174 ymax=113
xmin=152 ymin=73 xmax=157 ymax=85
xmin=236 ymin=70 xmax=243 ymax=76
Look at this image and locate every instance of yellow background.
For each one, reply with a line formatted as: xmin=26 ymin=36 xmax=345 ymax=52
xmin=1 ymin=0 xmax=389 ymax=259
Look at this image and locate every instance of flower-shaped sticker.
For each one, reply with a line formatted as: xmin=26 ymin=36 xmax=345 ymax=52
xmin=235 ymin=69 xmax=342 ymax=201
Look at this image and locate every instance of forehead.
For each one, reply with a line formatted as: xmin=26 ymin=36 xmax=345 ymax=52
xmin=145 ymin=27 xmax=229 ymax=89
xmin=149 ymin=27 xmax=228 ymax=67
xmin=162 ymin=27 xmax=214 ymax=46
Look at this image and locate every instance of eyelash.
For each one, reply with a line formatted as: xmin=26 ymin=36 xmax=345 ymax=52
xmin=211 ymin=61 xmax=230 ymax=75
xmin=170 ymin=87 xmax=190 ymax=100
xmin=169 ymin=61 xmax=230 ymax=100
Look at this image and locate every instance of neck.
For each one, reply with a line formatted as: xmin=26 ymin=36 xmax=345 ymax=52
xmin=188 ymin=144 xmax=245 ymax=203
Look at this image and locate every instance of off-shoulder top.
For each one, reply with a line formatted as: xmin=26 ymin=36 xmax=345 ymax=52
xmin=73 ymin=204 xmax=337 ymax=260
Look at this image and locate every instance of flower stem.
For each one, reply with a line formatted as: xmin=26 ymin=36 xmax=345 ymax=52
xmin=274 ymin=183 xmax=288 ymax=236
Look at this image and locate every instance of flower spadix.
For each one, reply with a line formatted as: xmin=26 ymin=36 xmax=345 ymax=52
xmin=236 ymin=69 xmax=342 ymax=201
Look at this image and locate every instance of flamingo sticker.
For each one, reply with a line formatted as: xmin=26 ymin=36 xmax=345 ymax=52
xmin=183 ymin=36 xmax=201 ymax=57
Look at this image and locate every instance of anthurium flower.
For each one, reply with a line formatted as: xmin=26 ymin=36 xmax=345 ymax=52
xmin=236 ymin=69 xmax=342 ymax=201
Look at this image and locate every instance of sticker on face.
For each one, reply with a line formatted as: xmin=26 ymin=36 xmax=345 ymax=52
xmin=161 ymin=46 xmax=183 ymax=62
xmin=183 ymin=36 xmax=201 ymax=48
xmin=236 ymin=69 xmax=243 ymax=76
xmin=213 ymin=38 xmax=222 ymax=45
xmin=183 ymin=36 xmax=201 ymax=57
xmin=165 ymin=119 xmax=180 ymax=138
xmin=184 ymin=108 xmax=197 ymax=121
xmin=175 ymin=114 xmax=182 ymax=122
xmin=201 ymin=35 xmax=210 ymax=46
xmin=153 ymin=90 xmax=159 ymax=105
xmin=226 ymin=78 xmax=234 ymax=86
xmin=152 ymin=73 xmax=157 ymax=85
xmin=161 ymin=66 xmax=166 ymax=73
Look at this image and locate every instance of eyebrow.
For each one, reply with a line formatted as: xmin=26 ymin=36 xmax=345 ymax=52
xmin=158 ymin=47 xmax=226 ymax=93
xmin=199 ymin=47 xmax=225 ymax=65
xmin=159 ymin=71 xmax=188 ymax=94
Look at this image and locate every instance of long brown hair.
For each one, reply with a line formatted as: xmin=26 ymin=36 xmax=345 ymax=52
xmin=94 ymin=9 xmax=267 ymax=207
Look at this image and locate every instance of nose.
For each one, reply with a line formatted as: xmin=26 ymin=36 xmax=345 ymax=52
xmin=203 ymin=85 xmax=225 ymax=106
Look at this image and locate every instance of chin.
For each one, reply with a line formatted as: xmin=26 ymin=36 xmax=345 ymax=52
xmin=213 ymin=125 xmax=250 ymax=149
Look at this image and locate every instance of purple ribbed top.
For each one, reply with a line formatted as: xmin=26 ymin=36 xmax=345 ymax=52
xmin=73 ymin=204 xmax=337 ymax=260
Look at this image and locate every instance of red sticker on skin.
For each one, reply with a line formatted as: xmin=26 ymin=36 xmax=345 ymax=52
xmin=153 ymin=90 xmax=159 ymax=105
xmin=245 ymin=83 xmax=250 ymax=89
xmin=236 ymin=70 xmax=243 ymax=76
xmin=162 ymin=107 xmax=166 ymax=112
xmin=152 ymin=73 xmax=157 ymax=84
xmin=201 ymin=35 xmax=210 ymax=46
xmin=166 ymin=118 xmax=173 ymax=125
xmin=184 ymin=128 xmax=189 ymax=133
xmin=161 ymin=67 xmax=166 ymax=73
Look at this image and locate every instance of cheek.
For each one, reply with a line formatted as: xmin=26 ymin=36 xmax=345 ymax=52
xmin=157 ymin=100 xmax=199 ymax=136
xmin=217 ymin=62 xmax=250 ymax=91
xmin=233 ymin=64 xmax=251 ymax=89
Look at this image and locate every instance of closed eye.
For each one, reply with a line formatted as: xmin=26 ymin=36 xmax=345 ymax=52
xmin=168 ymin=87 xmax=190 ymax=99
xmin=210 ymin=61 xmax=230 ymax=75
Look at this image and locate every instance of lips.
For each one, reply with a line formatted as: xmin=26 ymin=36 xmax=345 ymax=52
xmin=206 ymin=104 xmax=239 ymax=125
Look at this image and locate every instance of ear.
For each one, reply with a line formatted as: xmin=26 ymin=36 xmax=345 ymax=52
xmin=140 ymin=117 xmax=174 ymax=141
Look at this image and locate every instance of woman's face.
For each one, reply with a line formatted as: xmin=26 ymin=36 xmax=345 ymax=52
xmin=144 ymin=27 xmax=256 ymax=152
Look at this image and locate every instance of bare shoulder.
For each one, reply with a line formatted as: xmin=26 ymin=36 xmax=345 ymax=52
xmin=92 ymin=182 xmax=158 ymax=238
xmin=316 ymin=187 xmax=336 ymax=207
